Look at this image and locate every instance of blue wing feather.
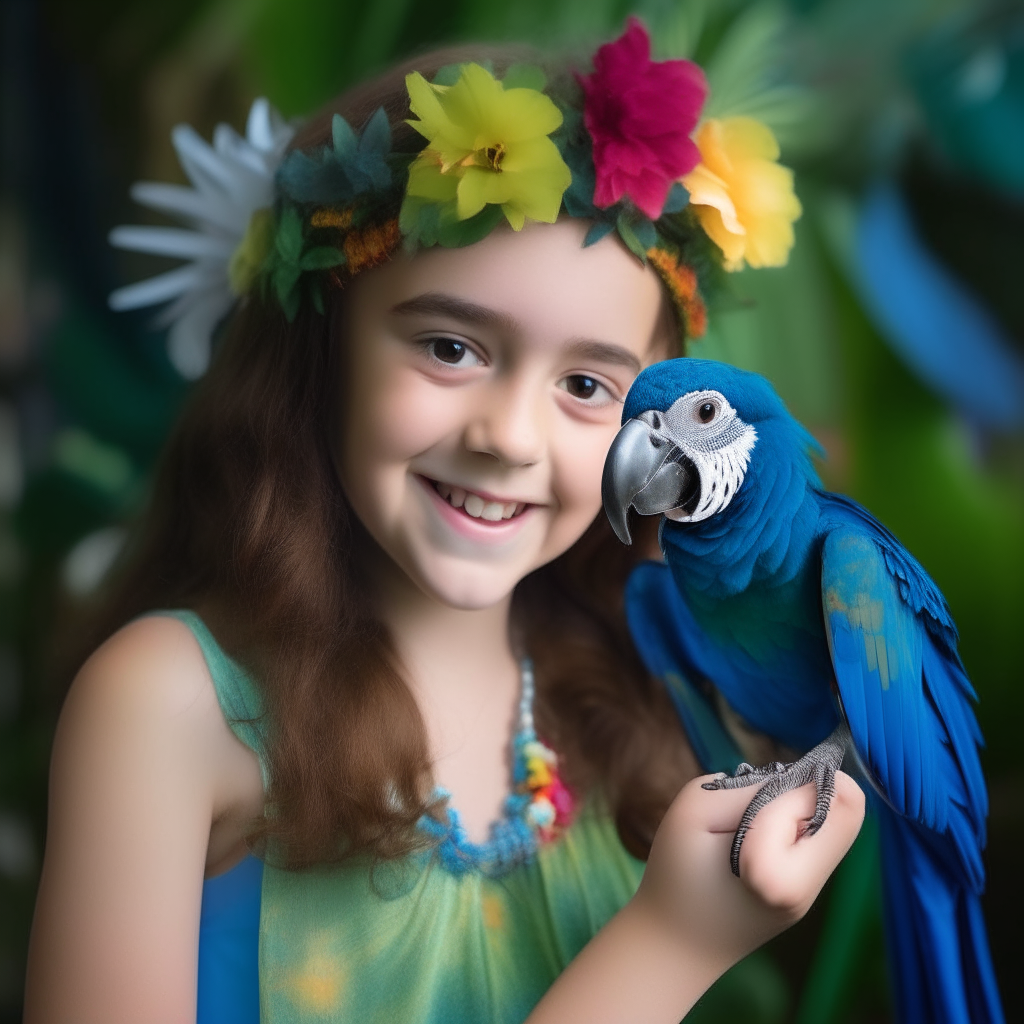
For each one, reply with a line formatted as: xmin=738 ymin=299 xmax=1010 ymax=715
xmin=822 ymin=493 xmax=960 ymax=650
xmin=820 ymin=502 xmax=986 ymax=891
xmin=625 ymin=561 xmax=742 ymax=775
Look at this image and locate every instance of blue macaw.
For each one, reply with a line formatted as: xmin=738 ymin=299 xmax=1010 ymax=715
xmin=603 ymin=358 xmax=1003 ymax=1024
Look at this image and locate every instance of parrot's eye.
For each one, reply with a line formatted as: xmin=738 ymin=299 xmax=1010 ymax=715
xmin=698 ymin=402 xmax=717 ymax=423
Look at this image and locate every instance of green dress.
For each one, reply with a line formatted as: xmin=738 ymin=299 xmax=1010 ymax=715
xmin=171 ymin=610 xmax=646 ymax=1023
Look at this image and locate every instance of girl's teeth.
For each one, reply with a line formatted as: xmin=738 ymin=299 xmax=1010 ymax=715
xmin=435 ymin=480 xmax=525 ymax=520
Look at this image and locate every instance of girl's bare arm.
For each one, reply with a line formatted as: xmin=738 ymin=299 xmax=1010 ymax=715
xmin=24 ymin=617 xmax=259 ymax=1024
xmin=526 ymin=771 xmax=866 ymax=1024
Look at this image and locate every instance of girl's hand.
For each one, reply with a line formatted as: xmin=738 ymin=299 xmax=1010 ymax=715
xmin=526 ymin=771 xmax=864 ymax=1024
xmin=636 ymin=771 xmax=866 ymax=972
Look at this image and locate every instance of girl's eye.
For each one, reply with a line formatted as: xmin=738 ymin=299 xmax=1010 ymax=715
xmin=427 ymin=337 xmax=482 ymax=367
xmin=560 ymin=374 xmax=613 ymax=404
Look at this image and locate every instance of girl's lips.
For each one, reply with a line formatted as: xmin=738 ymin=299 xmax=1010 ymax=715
xmin=416 ymin=476 xmax=536 ymax=541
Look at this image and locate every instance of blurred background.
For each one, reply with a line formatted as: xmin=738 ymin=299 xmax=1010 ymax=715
xmin=0 ymin=0 xmax=1021 ymax=1020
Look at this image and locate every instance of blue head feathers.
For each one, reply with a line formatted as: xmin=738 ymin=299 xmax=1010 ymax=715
xmin=625 ymin=358 xmax=794 ymax=428
xmin=605 ymin=357 xmax=825 ymax=594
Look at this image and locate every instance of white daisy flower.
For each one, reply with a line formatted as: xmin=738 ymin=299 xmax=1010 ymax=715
xmin=109 ymin=98 xmax=294 ymax=379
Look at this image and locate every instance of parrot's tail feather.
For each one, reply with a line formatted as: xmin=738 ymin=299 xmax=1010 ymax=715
xmin=878 ymin=806 xmax=1004 ymax=1024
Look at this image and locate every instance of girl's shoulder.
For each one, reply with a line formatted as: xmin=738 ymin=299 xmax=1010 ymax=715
xmin=69 ymin=613 xmax=233 ymax=745
xmin=26 ymin=615 xmax=265 ymax=1020
xmin=69 ymin=614 xmax=226 ymax=741
xmin=59 ymin=613 xmax=265 ymax=857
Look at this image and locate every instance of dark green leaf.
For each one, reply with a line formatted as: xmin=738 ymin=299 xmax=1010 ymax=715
xmin=432 ymin=64 xmax=464 ymax=87
xmin=273 ymin=264 xmax=301 ymax=307
xmin=359 ymin=106 xmax=392 ymax=158
xmin=616 ymin=213 xmax=648 ymax=263
xmin=299 ymin=245 xmax=345 ymax=271
xmin=633 ymin=216 xmax=659 ymax=252
xmin=584 ymin=221 xmax=616 ymax=247
xmin=275 ymin=206 xmax=304 ymax=263
xmin=436 ymin=204 xmax=505 ymax=248
xmin=281 ymin=286 xmax=301 ymax=323
xmin=560 ymin=140 xmax=605 ymax=220
xmin=663 ymin=182 xmax=690 ymax=215
xmin=332 ymin=114 xmax=358 ymax=160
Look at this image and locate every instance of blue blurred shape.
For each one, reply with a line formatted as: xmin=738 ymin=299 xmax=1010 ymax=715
xmin=908 ymin=29 xmax=1024 ymax=202
xmin=856 ymin=181 xmax=1024 ymax=429
xmin=197 ymin=853 xmax=262 ymax=1023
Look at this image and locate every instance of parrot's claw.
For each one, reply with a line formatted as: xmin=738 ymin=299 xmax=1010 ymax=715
xmin=702 ymin=727 xmax=847 ymax=877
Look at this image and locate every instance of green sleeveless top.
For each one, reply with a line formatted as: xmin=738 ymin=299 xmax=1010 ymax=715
xmin=170 ymin=610 xmax=646 ymax=1023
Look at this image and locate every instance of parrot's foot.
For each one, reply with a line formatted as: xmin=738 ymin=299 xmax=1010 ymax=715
xmin=702 ymin=727 xmax=847 ymax=877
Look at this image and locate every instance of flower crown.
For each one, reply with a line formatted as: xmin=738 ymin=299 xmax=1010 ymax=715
xmin=110 ymin=19 xmax=801 ymax=378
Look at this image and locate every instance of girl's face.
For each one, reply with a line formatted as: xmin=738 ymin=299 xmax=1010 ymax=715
xmin=338 ymin=218 xmax=668 ymax=610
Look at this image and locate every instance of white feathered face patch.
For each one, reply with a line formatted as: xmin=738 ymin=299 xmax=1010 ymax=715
xmin=639 ymin=389 xmax=757 ymax=523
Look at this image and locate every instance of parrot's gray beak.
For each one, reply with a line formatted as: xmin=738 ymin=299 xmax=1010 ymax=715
xmin=602 ymin=416 xmax=697 ymax=545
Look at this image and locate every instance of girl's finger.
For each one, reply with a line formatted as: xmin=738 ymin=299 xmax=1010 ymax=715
xmin=739 ymin=772 xmax=865 ymax=905
xmin=672 ymin=774 xmax=790 ymax=834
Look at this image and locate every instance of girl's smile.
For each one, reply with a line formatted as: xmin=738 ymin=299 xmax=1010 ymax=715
xmin=338 ymin=217 xmax=671 ymax=610
xmin=423 ymin=476 xmax=530 ymax=524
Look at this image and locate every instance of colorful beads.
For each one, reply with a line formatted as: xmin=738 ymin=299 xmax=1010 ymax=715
xmin=418 ymin=657 xmax=574 ymax=876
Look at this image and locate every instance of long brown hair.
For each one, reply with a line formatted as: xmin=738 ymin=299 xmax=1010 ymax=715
xmin=87 ymin=46 xmax=697 ymax=868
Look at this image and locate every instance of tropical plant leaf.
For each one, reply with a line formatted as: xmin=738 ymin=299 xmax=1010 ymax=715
xmin=332 ymin=113 xmax=359 ymax=161
xmin=584 ymin=221 xmax=615 ymax=247
xmin=432 ymin=63 xmax=464 ymax=87
xmin=280 ymin=285 xmax=301 ymax=323
xmin=664 ymin=181 xmax=690 ymax=214
xmin=275 ymin=206 xmax=304 ymax=263
xmin=436 ymin=204 xmax=505 ymax=248
xmin=359 ymin=107 xmax=392 ymax=162
xmin=299 ymin=245 xmax=345 ymax=271
xmin=273 ymin=263 xmax=301 ymax=308
xmin=615 ymin=211 xmax=648 ymax=263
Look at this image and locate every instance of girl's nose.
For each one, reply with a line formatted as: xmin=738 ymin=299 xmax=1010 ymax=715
xmin=463 ymin=380 xmax=545 ymax=468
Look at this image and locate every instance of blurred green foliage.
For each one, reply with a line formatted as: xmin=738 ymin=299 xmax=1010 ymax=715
xmin=2 ymin=0 xmax=1021 ymax=1021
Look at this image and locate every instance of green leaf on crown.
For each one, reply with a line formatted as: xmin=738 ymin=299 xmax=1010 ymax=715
xmin=299 ymin=246 xmax=345 ymax=271
xmin=278 ymin=106 xmax=393 ymax=205
xmin=274 ymin=206 xmax=304 ymax=263
xmin=399 ymin=194 xmax=505 ymax=250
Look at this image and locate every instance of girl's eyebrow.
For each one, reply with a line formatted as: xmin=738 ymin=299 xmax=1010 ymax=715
xmin=390 ymin=292 xmax=518 ymax=333
xmin=564 ymin=338 xmax=641 ymax=374
xmin=390 ymin=292 xmax=641 ymax=373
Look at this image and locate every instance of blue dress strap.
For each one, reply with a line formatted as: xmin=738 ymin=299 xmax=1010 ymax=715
xmin=151 ymin=610 xmax=265 ymax=1024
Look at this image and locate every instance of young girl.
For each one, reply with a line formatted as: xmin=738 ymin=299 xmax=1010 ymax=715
xmin=24 ymin=25 xmax=864 ymax=1024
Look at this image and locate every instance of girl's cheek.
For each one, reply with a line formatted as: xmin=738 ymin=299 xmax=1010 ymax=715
xmin=559 ymin=422 xmax=619 ymax=504
xmin=547 ymin=425 xmax=618 ymax=541
xmin=355 ymin=365 xmax=460 ymax=461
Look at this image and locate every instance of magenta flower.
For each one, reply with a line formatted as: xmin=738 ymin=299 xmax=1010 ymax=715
xmin=579 ymin=18 xmax=708 ymax=220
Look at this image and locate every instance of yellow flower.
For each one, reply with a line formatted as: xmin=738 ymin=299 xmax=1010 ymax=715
xmin=681 ymin=117 xmax=801 ymax=271
xmin=404 ymin=64 xmax=572 ymax=231
xmin=228 ymin=207 xmax=275 ymax=295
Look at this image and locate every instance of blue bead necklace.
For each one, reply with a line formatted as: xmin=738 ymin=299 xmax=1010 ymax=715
xmin=417 ymin=658 xmax=575 ymax=878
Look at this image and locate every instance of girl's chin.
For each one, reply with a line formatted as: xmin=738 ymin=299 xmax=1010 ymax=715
xmin=406 ymin=556 xmax=527 ymax=611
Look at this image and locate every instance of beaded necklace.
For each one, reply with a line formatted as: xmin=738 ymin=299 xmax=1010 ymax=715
xmin=417 ymin=659 xmax=575 ymax=878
